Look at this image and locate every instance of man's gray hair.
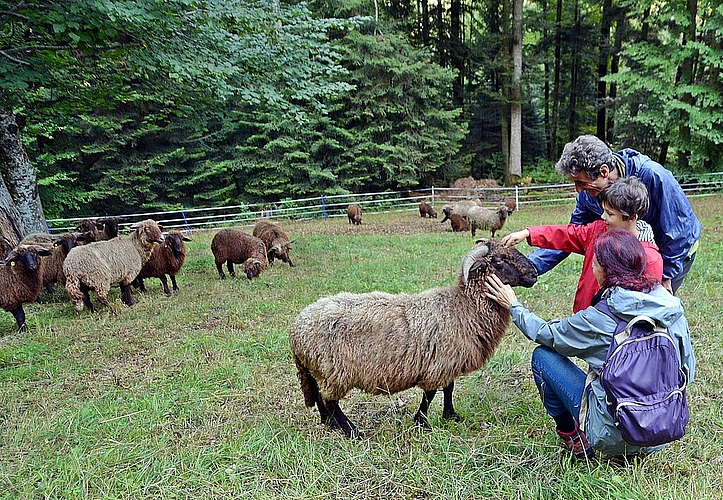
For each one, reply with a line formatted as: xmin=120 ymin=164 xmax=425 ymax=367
xmin=555 ymin=135 xmax=615 ymax=180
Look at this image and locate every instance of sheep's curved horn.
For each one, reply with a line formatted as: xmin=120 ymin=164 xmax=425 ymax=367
xmin=462 ymin=243 xmax=490 ymax=284
xmin=271 ymin=243 xmax=282 ymax=253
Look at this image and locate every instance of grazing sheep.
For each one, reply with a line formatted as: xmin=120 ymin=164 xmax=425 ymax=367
xmin=440 ymin=199 xmax=480 ymax=223
xmin=418 ymin=202 xmax=437 ymax=218
xmin=63 ymin=219 xmax=164 ymax=312
xmin=210 ymin=229 xmax=267 ymax=280
xmin=132 ymin=230 xmax=192 ymax=295
xmin=466 ymin=206 xmax=509 ymax=238
xmin=289 ymin=239 xmax=538 ymax=437
xmin=1 ymin=245 xmax=53 ymax=331
xmin=347 ymin=204 xmax=362 ymax=225
xmin=447 ymin=213 xmax=470 ymax=232
xmin=253 ymin=220 xmax=295 ymax=268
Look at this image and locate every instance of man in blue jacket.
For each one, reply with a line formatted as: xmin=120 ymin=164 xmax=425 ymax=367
xmin=528 ymin=134 xmax=701 ymax=294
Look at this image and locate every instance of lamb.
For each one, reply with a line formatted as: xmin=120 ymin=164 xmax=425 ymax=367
xmin=63 ymin=219 xmax=164 ymax=312
xmin=439 ymin=199 xmax=480 ymax=223
xmin=253 ymin=220 xmax=295 ymax=268
xmin=447 ymin=213 xmax=470 ymax=232
xmin=1 ymin=245 xmax=53 ymax=332
xmin=418 ymin=202 xmax=437 ymax=218
xmin=132 ymin=230 xmax=192 ymax=295
xmin=289 ymin=239 xmax=538 ymax=437
xmin=347 ymin=204 xmax=362 ymax=225
xmin=210 ymin=229 xmax=267 ymax=280
xmin=466 ymin=206 xmax=510 ymax=238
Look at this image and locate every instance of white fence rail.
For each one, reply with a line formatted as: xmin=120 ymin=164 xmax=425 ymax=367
xmin=45 ymin=173 xmax=723 ymax=234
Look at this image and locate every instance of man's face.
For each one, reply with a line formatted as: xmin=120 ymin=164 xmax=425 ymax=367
xmin=569 ymin=169 xmax=612 ymax=197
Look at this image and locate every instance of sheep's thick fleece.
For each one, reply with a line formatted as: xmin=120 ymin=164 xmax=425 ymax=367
xmin=63 ymin=219 xmax=163 ymax=311
xmin=466 ymin=206 xmax=509 ymax=237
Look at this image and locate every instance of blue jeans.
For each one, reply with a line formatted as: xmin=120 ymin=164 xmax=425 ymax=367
xmin=531 ymin=345 xmax=586 ymax=421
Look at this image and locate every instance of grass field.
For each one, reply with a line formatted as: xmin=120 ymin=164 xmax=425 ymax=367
xmin=1 ymin=195 xmax=722 ymax=499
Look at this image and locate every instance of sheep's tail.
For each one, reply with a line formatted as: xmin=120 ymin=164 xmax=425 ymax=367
xmin=293 ymin=353 xmax=320 ymax=408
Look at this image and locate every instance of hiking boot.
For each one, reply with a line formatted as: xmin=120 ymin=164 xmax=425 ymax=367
xmin=556 ymin=424 xmax=595 ymax=460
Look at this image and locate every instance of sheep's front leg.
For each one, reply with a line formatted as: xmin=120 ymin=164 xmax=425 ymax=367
xmin=159 ymin=275 xmax=171 ymax=295
xmin=119 ymin=284 xmax=134 ymax=306
xmin=323 ymin=400 xmax=360 ymax=438
xmin=10 ymin=306 xmax=26 ymax=332
xmin=441 ymin=382 xmax=462 ymax=422
xmin=170 ymin=275 xmax=179 ymax=292
xmin=414 ymin=390 xmax=437 ymax=429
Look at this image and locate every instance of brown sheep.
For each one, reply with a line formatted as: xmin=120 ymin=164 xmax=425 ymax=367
xmin=97 ymin=217 xmax=120 ymax=240
xmin=76 ymin=219 xmax=100 ymax=243
xmin=132 ymin=230 xmax=192 ymax=295
xmin=38 ymin=233 xmax=83 ymax=293
xmin=253 ymin=220 xmax=295 ymax=268
xmin=210 ymin=229 xmax=267 ymax=280
xmin=347 ymin=204 xmax=362 ymax=225
xmin=289 ymin=239 xmax=538 ymax=437
xmin=447 ymin=213 xmax=470 ymax=232
xmin=1 ymin=245 xmax=53 ymax=332
xmin=418 ymin=202 xmax=437 ymax=218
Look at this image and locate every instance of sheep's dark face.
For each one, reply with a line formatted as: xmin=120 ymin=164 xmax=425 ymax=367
xmin=244 ymin=259 xmax=264 ymax=280
xmin=463 ymin=240 xmax=537 ymax=289
xmin=7 ymin=248 xmax=52 ymax=272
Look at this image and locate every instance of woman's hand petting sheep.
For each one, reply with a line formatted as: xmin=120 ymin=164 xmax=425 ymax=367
xmin=500 ymin=229 xmax=530 ymax=247
xmin=485 ymin=274 xmax=518 ymax=309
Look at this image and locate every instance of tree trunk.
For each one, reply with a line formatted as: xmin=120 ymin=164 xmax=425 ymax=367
xmin=436 ymin=0 xmax=446 ymax=67
xmin=550 ymin=0 xmax=563 ymax=158
xmin=421 ymin=0 xmax=430 ymax=45
xmin=450 ymin=0 xmax=464 ymax=106
xmin=567 ymin=0 xmax=580 ymax=140
xmin=677 ymin=0 xmax=698 ymax=170
xmin=0 ymin=109 xmax=48 ymax=244
xmin=596 ymin=0 xmax=613 ymax=139
xmin=508 ymin=0 xmax=522 ymax=181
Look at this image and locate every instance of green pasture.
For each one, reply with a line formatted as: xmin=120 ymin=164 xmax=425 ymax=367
xmin=1 ymin=195 xmax=722 ymax=499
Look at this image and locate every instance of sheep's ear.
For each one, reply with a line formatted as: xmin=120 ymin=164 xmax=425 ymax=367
xmin=182 ymin=235 xmax=192 ymax=242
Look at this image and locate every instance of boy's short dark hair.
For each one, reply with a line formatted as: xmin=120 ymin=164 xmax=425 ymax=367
xmin=598 ymin=176 xmax=649 ymax=220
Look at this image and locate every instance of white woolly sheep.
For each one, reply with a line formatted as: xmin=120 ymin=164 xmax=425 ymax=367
xmin=132 ymin=230 xmax=192 ymax=295
xmin=1 ymin=245 xmax=52 ymax=331
xmin=253 ymin=220 xmax=294 ymax=268
xmin=466 ymin=206 xmax=510 ymax=238
xmin=210 ymin=229 xmax=267 ymax=280
xmin=289 ymin=239 xmax=538 ymax=437
xmin=347 ymin=204 xmax=362 ymax=225
xmin=440 ymin=199 xmax=481 ymax=223
xmin=63 ymin=219 xmax=164 ymax=312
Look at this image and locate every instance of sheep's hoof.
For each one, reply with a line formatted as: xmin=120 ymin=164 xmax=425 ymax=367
xmin=442 ymin=410 xmax=463 ymax=422
xmin=413 ymin=412 xmax=432 ymax=430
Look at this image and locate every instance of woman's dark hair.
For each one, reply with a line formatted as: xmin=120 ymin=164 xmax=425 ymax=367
xmin=594 ymin=228 xmax=658 ymax=293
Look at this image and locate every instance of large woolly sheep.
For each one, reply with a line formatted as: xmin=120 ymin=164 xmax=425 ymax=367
xmin=63 ymin=219 xmax=164 ymax=312
xmin=418 ymin=202 xmax=437 ymax=219
xmin=1 ymin=245 xmax=52 ymax=331
xmin=347 ymin=204 xmax=362 ymax=225
xmin=289 ymin=239 xmax=538 ymax=437
xmin=210 ymin=229 xmax=267 ymax=280
xmin=253 ymin=220 xmax=295 ymax=268
xmin=466 ymin=206 xmax=509 ymax=238
xmin=132 ymin=230 xmax=192 ymax=295
xmin=439 ymin=199 xmax=480 ymax=223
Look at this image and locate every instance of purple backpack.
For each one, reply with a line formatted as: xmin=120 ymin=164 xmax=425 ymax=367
xmin=595 ymin=300 xmax=689 ymax=447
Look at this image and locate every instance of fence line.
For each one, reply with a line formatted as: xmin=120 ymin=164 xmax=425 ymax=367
xmin=45 ymin=175 xmax=723 ymax=234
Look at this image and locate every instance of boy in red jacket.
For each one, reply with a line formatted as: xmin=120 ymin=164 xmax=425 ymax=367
xmin=501 ymin=176 xmax=663 ymax=313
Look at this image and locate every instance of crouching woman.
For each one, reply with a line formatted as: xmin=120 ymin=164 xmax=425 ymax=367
xmin=485 ymin=228 xmax=696 ymax=460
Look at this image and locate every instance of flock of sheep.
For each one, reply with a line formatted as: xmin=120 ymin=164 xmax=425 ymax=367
xmin=2 ymin=198 xmax=533 ymax=437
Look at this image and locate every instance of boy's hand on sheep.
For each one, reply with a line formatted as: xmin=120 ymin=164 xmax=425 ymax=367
xmin=500 ymin=229 xmax=530 ymax=247
xmin=485 ymin=274 xmax=517 ymax=309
